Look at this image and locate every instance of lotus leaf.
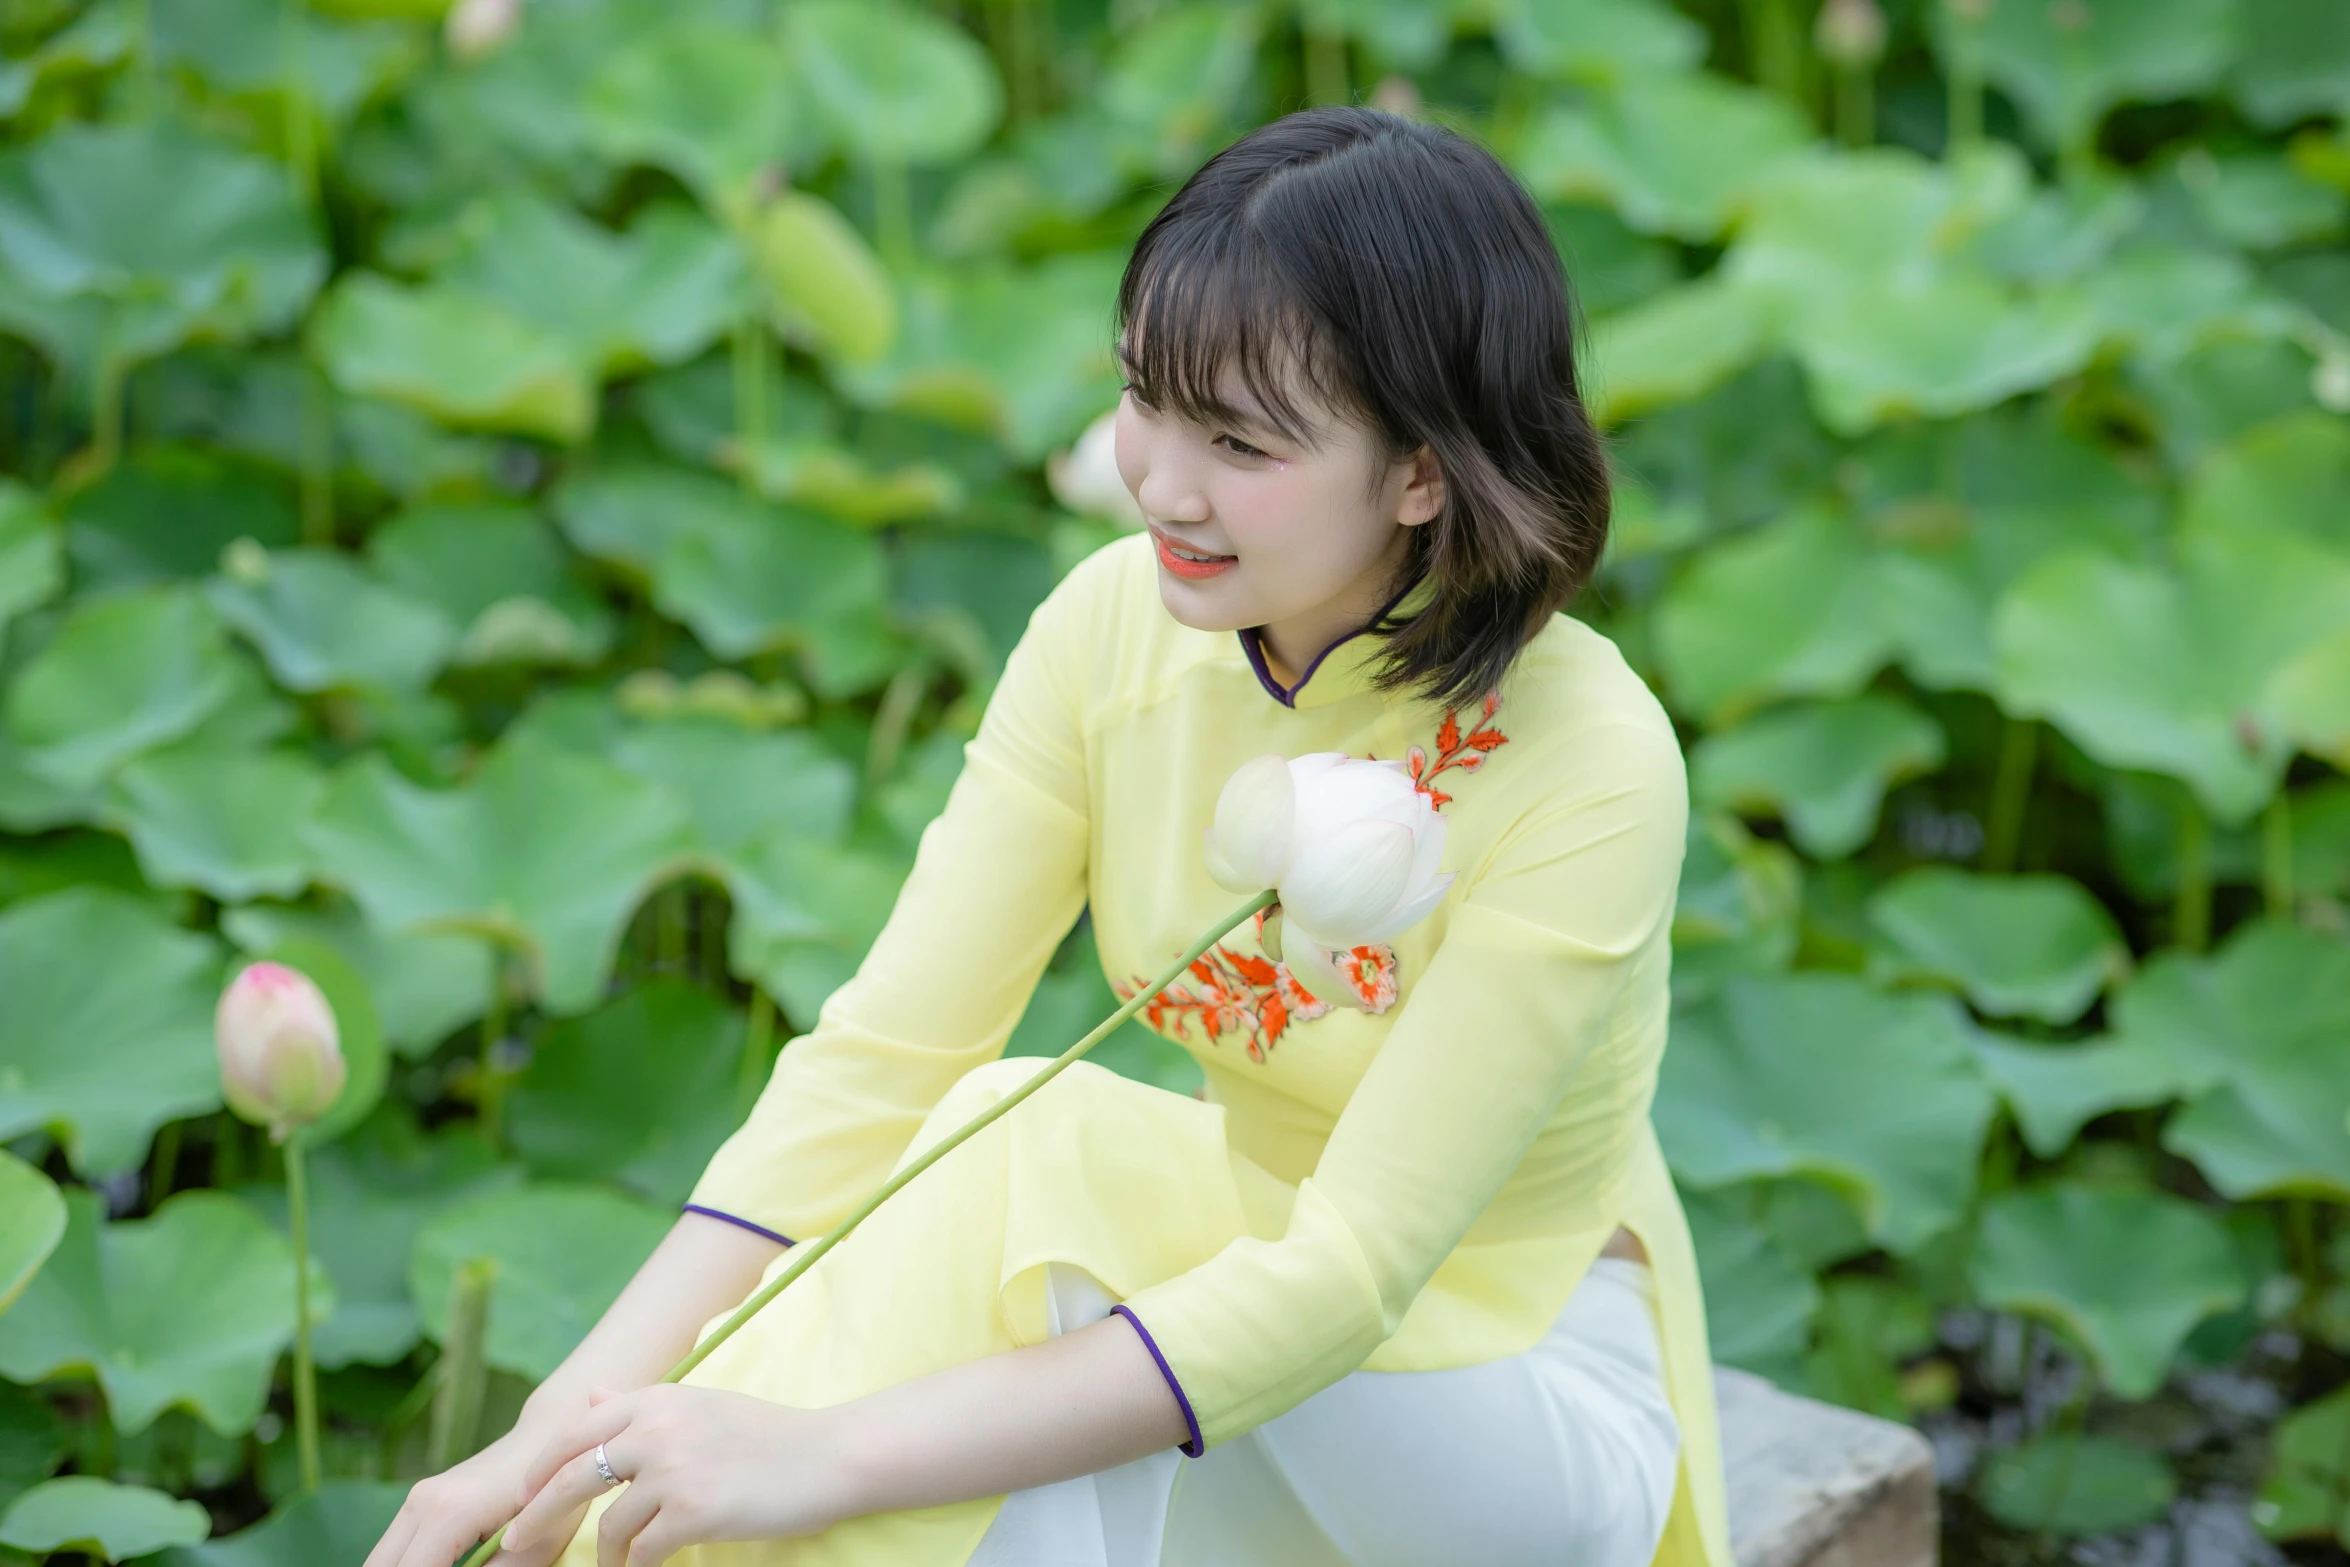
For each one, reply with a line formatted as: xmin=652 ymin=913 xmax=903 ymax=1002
xmin=0 ymin=1475 xmax=209 ymax=1561
xmin=2170 ymin=148 xmax=2346 ymax=250
xmin=238 ymin=1117 xmax=519 ymax=1367
xmin=0 ymin=4 xmax=132 ymax=122
xmin=1490 ymin=0 xmax=1706 ymax=82
xmin=0 ymin=1190 xmax=298 ymax=1435
xmin=653 ymin=496 xmax=890 ymax=663
xmin=1791 ymin=272 xmax=2099 ymax=435
xmin=1096 ymin=5 xmax=1262 ymax=176
xmin=366 ymin=501 xmax=614 ymax=669
xmin=1668 ymin=813 xmax=1801 ymax=1004
xmin=108 ymin=744 xmax=324 ymax=901
xmin=1691 ymin=696 xmax=1946 ymax=859
xmin=410 ymin=1182 xmax=674 ymax=1381
xmin=1972 ymin=1183 xmax=2246 ymax=1397
xmin=1979 ymin=1434 xmax=2177 ymax=1536
xmin=0 ymin=1150 xmax=64 ymax=1315
xmin=0 ymin=886 xmax=222 ymax=1174
xmin=2076 ymin=240 xmax=2286 ymax=366
xmin=60 ymin=446 xmax=301 ymax=596
xmin=550 ymin=459 xmax=743 ymax=581
xmin=222 ymin=903 xmax=493 ymax=1060
xmin=152 ymin=1480 xmax=408 ymax=1567
xmin=604 ymin=718 xmax=857 ymax=862
xmin=1656 ymin=972 xmax=1996 ymax=1252
xmin=725 ymin=834 xmax=909 ymax=1024
xmin=1993 ymin=530 xmax=2350 ymax=824
xmin=206 ymin=548 xmax=457 ymax=694
xmin=1954 ymin=0 xmax=2233 ymax=154
xmin=1585 ymin=277 xmax=1771 ymax=424
xmin=0 ymin=120 xmax=323 ymax=392
xmin=1866 ymin=868 xmax=2129 ymax=1023
xmin=788 ymin=0 xmax=1003 ymax=169
xmin=897 ymin=532 xmax=1056 ymax=673
xmin=1970 ymin=1035 xmax=2179 ymax=1158
xmin=2182 ymin=410 xmax=2350 ymax=553
xmin=1805 ymin=1276 xmax=1938 ymax=1420
xmin=307 ymin=274 xmax=596 ymax=443
xmin=2269 ymin=623 xmax=2350 ymax=771
xmin=0 ymin=485 xmax=59 ymax=640
xmin=1307 ymin=0 xmax=1451 ymax=68
xmin=1680 ymin=1188 xmax=1819 ymax=1383
xmin=0 ymin=1381 xmax=67 ymax=1513
xmin=2230 ymin=0 xmax=2350 ymax=128
xmin=1729 ymin=145 xmax=2030 ymax=304
xmin=2255 ymin=1384 xmax=2350 ymax=1545
xmin=1513 ymin=72 xmax=1810 ymax=240
xmin=3 ymin=585 xmax=250 ymax=793
xmin=582 ymin=21 xmax=799 ymax=219
xmin=2289 ymin=780 xmax=2350 ymax=896
xmin=508 ymin=981 xmax=744 ymax=1205
xmin=153 ymin=0 xmax=422 ymax=127
xmin=752 ymin=191 xmax=898 ymax=367
xmin=303 ymin=735 xmax=694 ymax=1014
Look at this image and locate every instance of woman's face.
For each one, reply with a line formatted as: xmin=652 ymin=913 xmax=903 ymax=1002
xmin=1111 ymin=348 xmax=1444 ymax=669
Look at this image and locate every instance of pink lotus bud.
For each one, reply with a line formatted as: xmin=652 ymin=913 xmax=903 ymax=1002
xmin=445 ymin=0 xmax=524 ymax=61
xmin=215 ymin=963 xmax=346 ymax=1141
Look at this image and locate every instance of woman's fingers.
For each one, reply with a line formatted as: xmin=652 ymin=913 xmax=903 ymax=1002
xmin=597 ymin=1482 xmax=664 ymax=1567
xmin=520 ymin=1396 xmax=639 ymax=1497
xmin=486 ymin=1498 xmax=587 ymax=1567
xmin=505 ymin=1444 xmax=627 ymax=1557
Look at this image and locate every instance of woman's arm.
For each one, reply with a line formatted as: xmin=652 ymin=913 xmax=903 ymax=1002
xmin=364 ymin=1212 xmax=782 ymax=1567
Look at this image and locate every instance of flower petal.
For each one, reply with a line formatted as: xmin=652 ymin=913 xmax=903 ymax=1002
xmin=1206 ymin=753 xmax=1297 ymax=892
xmin=1281 ymin=936 xmax=1366 ymax=1012
xmin=1282 ymin=816 xmax=1414 ymax=949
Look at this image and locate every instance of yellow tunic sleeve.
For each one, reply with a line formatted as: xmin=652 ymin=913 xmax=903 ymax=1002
xmin=1113 ymin=716 xmax=1689 ymax=1450
xmin=682 ymin=551 xmax=1105 ymax=1243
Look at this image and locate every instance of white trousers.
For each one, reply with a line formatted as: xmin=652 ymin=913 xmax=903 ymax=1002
xmin=967 ymin=1257 xmax=1682 ymax=1567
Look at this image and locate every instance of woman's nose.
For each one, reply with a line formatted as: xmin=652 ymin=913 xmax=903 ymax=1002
xmin=1134 ymin=447 xmax=1211 ymax=526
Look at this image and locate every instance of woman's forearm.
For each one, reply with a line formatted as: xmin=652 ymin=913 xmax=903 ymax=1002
xmin=827 ymin=1314 xmax=1192 ymax=1517
xmin=513 ymin=1211 xmax=784 ymax=1439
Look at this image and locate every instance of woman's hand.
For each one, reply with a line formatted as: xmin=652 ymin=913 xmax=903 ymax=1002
xmin=362 ymin=1426 xmax=544 ymax=1567
xmin=490 ymin=1384 xmax=861 ymax=1567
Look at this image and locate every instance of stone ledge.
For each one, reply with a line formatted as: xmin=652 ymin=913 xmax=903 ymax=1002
xmin=1717 ymin=1367 xmax=1940 ymax=1567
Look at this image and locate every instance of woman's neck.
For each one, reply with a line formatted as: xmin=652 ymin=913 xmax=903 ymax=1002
xmin=1253 ymin=533 xmax=1417 ymax=686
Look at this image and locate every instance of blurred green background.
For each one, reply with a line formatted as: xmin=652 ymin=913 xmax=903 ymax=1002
xmin=1 ymin=0 xmax=2348 ymax=1561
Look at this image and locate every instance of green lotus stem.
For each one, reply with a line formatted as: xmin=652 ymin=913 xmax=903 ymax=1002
xmin=428 ymin=1257 xmax=498 ymax=1474
xmin=457 ymin=888 xmax=1278 ymax=1567
xmin=145 ymin=1119 xmax=180 ymax=1210
xmin=477 ymin=956 xmax=510 ymax=1150
xmin=2173 ymin=803 xmax=2211 ymax=952
xmin=91 ymin=351 xmax=125 ymax=475
xmin=2262 ymin=793 xmax=2294 ymax=919
xmin=736 ymin=986 xmax=778 ymax=1118
xmin=1942 ymin=1 xmax=1983 ymax=154
xmin=1832 ymin=63 xmax=1874 ymax=147
xmin=285 ymin=1132 xmax=321 ymax=1492
xmin=1984 ymin=718 xmax=2037 ymax=874
xmin=658 ymin=883 xmax=688 ymax=975
xmin=865 ymin=660 xmax=931 ymax=789
xmin=1738 ymin=0 xmax=1804 ymax=105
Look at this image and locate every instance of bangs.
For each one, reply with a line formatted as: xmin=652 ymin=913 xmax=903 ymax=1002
xmin=1116 ymin=223 xmax=1370 ymax=450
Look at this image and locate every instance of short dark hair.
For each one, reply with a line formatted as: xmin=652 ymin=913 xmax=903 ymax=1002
xmin=1115 ymin=106 xmax=1610 ymax=709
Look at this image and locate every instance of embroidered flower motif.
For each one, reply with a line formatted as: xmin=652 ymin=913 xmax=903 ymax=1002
xmin=1405 ymin=692 xmax=1508 ymax=810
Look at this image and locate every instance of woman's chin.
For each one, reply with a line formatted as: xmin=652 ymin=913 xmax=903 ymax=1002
xmin=1154 ymin=570 xmax=1258 ymax=633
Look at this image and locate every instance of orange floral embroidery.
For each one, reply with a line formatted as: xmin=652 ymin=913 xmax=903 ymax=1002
xmin=1405 ymin=692 xmax=1507 ymax=809
xmin=1118 ymin=914 xmax=1402 ymax=1061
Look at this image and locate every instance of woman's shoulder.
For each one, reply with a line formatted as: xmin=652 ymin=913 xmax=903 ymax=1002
xmin=1497 ymin=612 xmax=1679 ymax=751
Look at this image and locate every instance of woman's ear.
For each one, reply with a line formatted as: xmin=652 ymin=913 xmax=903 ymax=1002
xmin=1394 ymin=445 xmax=1446 ymax=528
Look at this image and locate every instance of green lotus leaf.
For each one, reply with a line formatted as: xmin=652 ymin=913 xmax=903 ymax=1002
xmin=725 ymin=834 xmax=909 ymax=1025
xmin=222 ymin=903 xmax=493 ymax=1060
xmin=606 ymin=717 xmax=857 ymax=861
xmin=1691 ymin=696 xmax=1946 ymax=859
xmin=0 ymin=887 xmax=223 ymax=1175
xmin=2170 ymin=147 xmax=2346 ymax=249
xmin=308 ymin=273 xmax=595 ymax=443
xmin=2269 ymin=623 xmax=2350 ymax=771
xmin=2286 ymin=780 xmax=2350 ymax=899
xmin=153 ymin=1480 xmax=407 ymax=1567
xmin=1993 ymin=530 xmax=2350 ymax=824
xmin=788 ymin=0 xmax=1002 ymax=169
xmin=2230 ymin=0 xmax=2350 ymax=128
xmin=1585 ymin=276 xmax=1772 ymax=425
xmin=1668 ymin=813 xmax=1802 ymax=1004
xmin=1979 ymin=1434 xmax=2177 ymax=1537
xmin=1680 ymin=1188 xmax=1820 ymax=1384
xmin=2255 ymin=1384 xmax=2350 ymax=1545
xmin=0 ymin=4 xmax=133 ymax=123
xmin=1971 ymin=1183 xmax=2245 ymax=1398
xmin=1656 ymin=972 xmax=1996 ymax=1252
xmin=0 ymin=484 xmax=60 ymax=642
xmin=3 ymin=585 xmax=248 ymax=793
xmin=896 ymin=532 xmax=1056 ymax=674
xmin=0 ymin=1475 xmax=209 ymax=1561
xmin=0 ymin=1150 xmax=65 ymax=1315
xmin=1729 ymin=144 xmax=2032 ymax=305
xmin=431 ymin=189 xmax=743 ymax=377
xmin=654 ymin=495 xmax=890 ymax=663
xmin=1491 ymin=0 xmax=1707 ymax=81
xmin=238 ymin=1117 xmax=519 ymax=1368
xmin=1513 ymin=72 xmax=1811 ymax=240
xmin=2182 ymin=409 xmax=2350 ymax=553
xmin=60 ymin=445 xmax=301 ymax=596
xmin=367 ymin=501 xmax=614 ymax=669
xmin=108 ymin=744 xmax=324 ymax=901
xmin=207 ymin=548 xmax=457 ymax=694
xmin=2076 ymin=240 xmax=2288 ymax=365
xmin=752 ymin=191 xmax=897 ymax=367
xmin=1309 ymin=0 xmax=1450 ymax=66
xmin=1969 ymin=1034 xmax=2181 ymax=1158
xmin=1095 ymin=5 xmax=1262 ymax=175
xmin=1804 ymin=1276 xmax=1938 ymax=1420
xmin=154 ymin=0 xmax=423 ymax=127
xmin=1866 ymin=868 xmax=2130 ymax=1023
xmin=0 ymin=1190 xmax=298 ymax=1435
xmin=1792 ymin=272 xmax=2099 ymax=435
xmin=1952 ymin=0 xmax=2233 ymax=154
xmin=632 ymin=351 xmax=841 ymax=469
xmin=410 ymin=1182 xmax=674 ymax=1381
xmin=0 ymin=1381 xmax=69 ymax=1514
xmin=549 ymin=459 xmax=743 ymax=582
xmin=0 ymin=120 xmax=323 ymax=392
xmin=302 ymin=736 xmax=693 ymax=1014
xmin=1655 ymin=507 xmax=1912 ymax=724
xmin=582 ymin=20 xmax=798 ymax=219
xmin=509 ymin=980 xmax=744 ymax=1206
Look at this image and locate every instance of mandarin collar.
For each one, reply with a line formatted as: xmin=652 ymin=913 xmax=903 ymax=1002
xmin=1235 ymin=572 xmax=1435 ymax=711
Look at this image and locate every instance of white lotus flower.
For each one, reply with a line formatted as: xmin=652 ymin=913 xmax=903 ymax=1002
xmin=1046 ymin=409 xmax=1145 ymax=529
xmin=1204 ymin=752 xmax=1453 ymax=1009
xmin=215 ymin=962 xmax=346 ymax=1141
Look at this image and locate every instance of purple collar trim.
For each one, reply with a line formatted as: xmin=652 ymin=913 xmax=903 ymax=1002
xmin=1235 ymin=574 xmax=1423 ymax=708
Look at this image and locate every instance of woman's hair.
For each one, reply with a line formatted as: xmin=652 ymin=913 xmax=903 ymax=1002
xmin=1115 ymin=106 xmax=1609 ymax=709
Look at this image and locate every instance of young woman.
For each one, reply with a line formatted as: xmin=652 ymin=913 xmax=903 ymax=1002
xmin=367 ymin=106 xmax=1727 ymax=1567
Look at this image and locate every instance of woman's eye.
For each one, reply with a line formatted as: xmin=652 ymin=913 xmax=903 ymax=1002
xmin=1215 ymin=433 xmax=1267 ymax=459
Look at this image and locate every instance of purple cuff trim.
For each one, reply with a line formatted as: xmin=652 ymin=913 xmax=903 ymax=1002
xmin=1233 ymin=574 xmax=1423 ymax=708
xmin=681 ymin=1204 xmax=793 ymax=1247
xmin=1111 ymin=1304 xmax=1204 ymax=1457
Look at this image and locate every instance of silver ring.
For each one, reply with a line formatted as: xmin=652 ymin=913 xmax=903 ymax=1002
xmin=593 ymin=1441 xmax=620 ymax=1489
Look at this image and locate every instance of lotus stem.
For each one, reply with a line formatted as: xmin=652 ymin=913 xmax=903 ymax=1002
xmin=732 ymin=305 xmax=767 ymax=489
xmin=1739 ymin=0 xmax=1804 ymax=105
xmin=90 ymin=352 xmax=125 ymax=476
xmin=1984 ymin=718 xmax=2037 ymax=874
xmin=427 ymin=1257 xmax=497 ymax=1474
xmin=285 ymin=1132 xmax=321 ymax=1492
xmin=736 ymin=985 xmax=777 ymax=1118
xmin=145 ymin=1119 xmax=181 ymax=1210
xmin=1943 ymin=2 xmax=1983 ymax=155
xmin=1832 ymin=64 xmax=1873 ymax=147
xmin=1300 ymin=0 xmax=1346 ymax=107
xmin=2172 ymin=804 xmax=2212 ymax=952
xmin=456 ymin=888 xmax=1279 ymax=1567
xmin=477 ymin=955 xmax=509 ymax=1151
xmin=2262 ymin=793 xmax=2294 ymax=919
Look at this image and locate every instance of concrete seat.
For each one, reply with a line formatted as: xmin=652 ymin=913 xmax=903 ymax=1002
xmin=1717 ymin=1368 xmax=1939 ymax=1567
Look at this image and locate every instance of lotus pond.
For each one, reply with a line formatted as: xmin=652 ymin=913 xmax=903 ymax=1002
xmin=1 ymin=0 xmax=2348 ymax=1563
